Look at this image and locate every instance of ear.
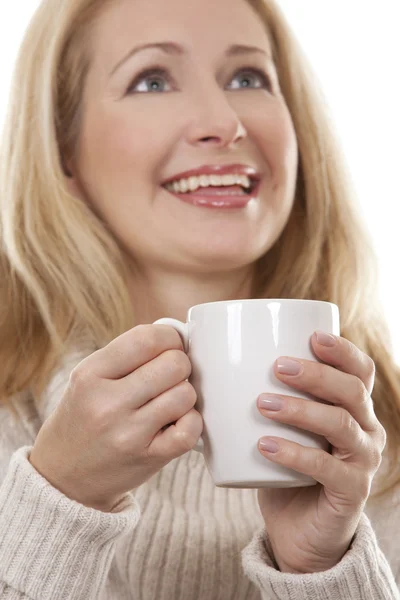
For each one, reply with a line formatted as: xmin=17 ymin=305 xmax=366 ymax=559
xmin=62 ymin=156 xmax=86 ymax=201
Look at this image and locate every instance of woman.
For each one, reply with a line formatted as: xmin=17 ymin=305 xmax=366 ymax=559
xmin=0 ymin=0 xmax=399 ymax=598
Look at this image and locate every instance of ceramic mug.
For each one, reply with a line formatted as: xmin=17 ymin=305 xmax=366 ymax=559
xmin=154 ymin=298 xmax=340 ymax=488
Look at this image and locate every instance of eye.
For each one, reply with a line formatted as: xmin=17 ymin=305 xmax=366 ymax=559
xmin=126 ymin=65 xmax=272 ymax=95
xmin=127 ymin=67 xmax=173 ymax=94
xmin=228 ymin=67 xmax=272 ymax=91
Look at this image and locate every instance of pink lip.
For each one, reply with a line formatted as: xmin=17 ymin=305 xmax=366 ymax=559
xmin=161 ymin=163 xmax=260 ymax=185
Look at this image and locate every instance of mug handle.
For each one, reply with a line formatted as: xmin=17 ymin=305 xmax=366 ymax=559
xmin=153 ymin=318 xmax=204 ymax=454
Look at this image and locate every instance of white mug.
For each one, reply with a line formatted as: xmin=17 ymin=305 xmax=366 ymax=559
xmin=154 ymin=299 xmax=340 ymax=488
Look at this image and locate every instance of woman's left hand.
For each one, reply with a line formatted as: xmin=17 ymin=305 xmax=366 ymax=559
xmin=256 ymin=331 xmax=387 ymax=574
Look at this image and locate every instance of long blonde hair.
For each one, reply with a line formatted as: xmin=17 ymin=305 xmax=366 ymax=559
xmin=1 ymin=0 xmax=399 ymax=498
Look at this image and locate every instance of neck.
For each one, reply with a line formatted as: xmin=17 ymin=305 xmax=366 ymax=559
xmin=127 ymin=262 xmax=256 ymax=325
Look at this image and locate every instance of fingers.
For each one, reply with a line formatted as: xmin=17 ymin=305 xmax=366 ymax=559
xmin=148 ymin=408 xmax=204 ymax=460
xmin=122 ymin=348 xmax=192 ymax=408
xmin=137 ymin=380 xmax=198 ymax=437
xmin=84 ymin=324 xmax=184 ymax=379
xmin=311 ymin=332 xmax=376 ymax=395
xmin=258 ymin=437 xmax=371 ymax=505
xmin=258 ymin=395 xmax=377 ymax=464
xmin=273 ymin=355 xmax=377 ymax=433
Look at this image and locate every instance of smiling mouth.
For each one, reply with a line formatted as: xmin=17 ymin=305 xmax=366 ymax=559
xmin=162 ymin=174 xmax=259 ymax=195
xmin=163 ymin=183 xmax=254 ymax=196
xmin=161 ymin=178 xmax=261 ymax=209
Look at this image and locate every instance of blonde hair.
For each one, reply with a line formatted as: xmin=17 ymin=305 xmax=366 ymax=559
xmin=1 ymin=0 xmax=399 ymax=498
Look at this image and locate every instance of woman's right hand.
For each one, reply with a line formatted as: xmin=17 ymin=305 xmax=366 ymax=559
xmin=29 ymin=324 xmax=203 ymax=512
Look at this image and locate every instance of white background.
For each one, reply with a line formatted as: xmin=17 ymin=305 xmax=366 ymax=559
xmin=1 ymin=1 xmax=399 ymax=363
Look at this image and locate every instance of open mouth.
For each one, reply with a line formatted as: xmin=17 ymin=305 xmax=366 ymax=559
xmin=161 ymin=175 xmax=261 ymax=209
xmin=162 ymin=174 xmax=260 ymax=196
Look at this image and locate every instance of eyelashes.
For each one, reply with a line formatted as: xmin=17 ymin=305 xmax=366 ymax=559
xmin=127 ymin=66 xmax=170 ymax=94
xmin=126 ymin=65 xmax=273 ymax=95
xmin=229 ymin=67 xmax=272 ymax=91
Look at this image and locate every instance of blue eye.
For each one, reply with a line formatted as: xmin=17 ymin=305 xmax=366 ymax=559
xmin=126 ymin=66 xmax=272 ymax=95
xmin=127 ymin=67 xmax=172 ymax=94
xmin=228 ymin=68 xmax=271 ymax=91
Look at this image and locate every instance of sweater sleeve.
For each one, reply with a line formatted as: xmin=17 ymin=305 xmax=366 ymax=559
xmin=241 ymin=511 xmax=400 ymax=600
xmin=0 ymin=446 xmax=141 ymax=600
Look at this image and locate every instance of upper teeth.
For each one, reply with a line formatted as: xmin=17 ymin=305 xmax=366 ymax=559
xmin=165 ymin=174 xmax=252 ymax=194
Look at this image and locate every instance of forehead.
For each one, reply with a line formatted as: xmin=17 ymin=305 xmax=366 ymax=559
xmin=90 ymin=0 xmax=272 ymax=69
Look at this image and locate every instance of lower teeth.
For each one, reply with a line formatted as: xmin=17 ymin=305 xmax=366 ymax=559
xmin=172 ymin=187 xmax=249 ymax=195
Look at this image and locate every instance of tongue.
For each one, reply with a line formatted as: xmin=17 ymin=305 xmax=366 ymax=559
xmin=186 ymin=185 xmax=245 ymax=196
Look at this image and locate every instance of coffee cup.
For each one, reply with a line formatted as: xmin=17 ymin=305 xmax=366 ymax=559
xmin=154 ymin=298 xmax=340 ymax=488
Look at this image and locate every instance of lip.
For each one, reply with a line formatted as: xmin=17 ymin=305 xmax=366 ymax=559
xmin=161 ymin=163 xmax=261 ymax=186
xmin=163 ymin=178 xmax=261 ymax=209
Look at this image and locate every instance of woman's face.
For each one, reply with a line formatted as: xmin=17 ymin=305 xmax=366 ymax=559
xmin=67 ymin=0 xmax=298 ymax=274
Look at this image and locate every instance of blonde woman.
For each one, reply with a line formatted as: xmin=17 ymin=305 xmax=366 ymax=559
xmin=0 ymin=0 xmax=399 ymax=598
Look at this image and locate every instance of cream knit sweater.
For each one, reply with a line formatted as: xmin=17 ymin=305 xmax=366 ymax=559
xmin=0 ymin=348 xmax=399 ymax=600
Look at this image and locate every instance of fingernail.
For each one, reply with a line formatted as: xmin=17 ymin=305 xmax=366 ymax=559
xmin=315 ymin=331 xmax=336 ymax=347
xmin=277 ymin=358 xmax=302 ymax=376
xmin=258 ymin=394 xmax=283 ymax=411
xmin=260 ymin=438 xmax=280 ymax=453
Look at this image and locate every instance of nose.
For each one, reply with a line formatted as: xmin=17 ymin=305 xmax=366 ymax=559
xmin=185 ymin=81 xmax=247 ymax=149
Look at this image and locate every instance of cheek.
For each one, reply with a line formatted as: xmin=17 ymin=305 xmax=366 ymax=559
xmin=247 ymin=102 xmax=298 ymax=225
xmin=90 ymin=121 xmax=145 ymax=169
xmin=277 ymin=113 xmax=298 ymax=182
xmin=268 ymin=111 xmax=298 ymax=214
xmin=254 ymin=104 xmax=298 ymax=183
xmin=77 ymin=114 xmax=159 ymax=214
xmin=80 ymin=100 xmax=154 ymax=171
xmin=81 ymin=104 xmax=178 ymax=186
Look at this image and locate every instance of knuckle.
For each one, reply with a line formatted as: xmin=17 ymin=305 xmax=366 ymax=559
xmin=286 ymin=399 xmax=303 ymax=421
xmin=313 ymin=450 xmax=329 ymax=474
xmin=368 ymin=445 xmax=383 ymax=470
xmin=152 ymin=323 xmax=184 ymax=349
xmin=352 ymin=375 xmax=372 ymax=413
xmin=178 ymin=380 xmax=197 ymax=406
xmin=134 ymin=324 xmax=159 ymax=353
xmin=347 ymin=340 xmax=360 ymax=362
xmin=369 ymin=421 xmax=387 ymax=454
xmin=165 ymin=349 xmax=192 ymax=379
xmin=168 ymin=409 xmax=203 ymax=454
xmin=69 ymin=363 xmax=93 ymax=393
xmin=366 ymin=355 xmax=376 ymax=378
xmin=353 ymin=376 xmax=368 ymax=405
xmin=376 ymin=423 xmax=387 ymax=450
xmin=338 ymin=409 xmax=357 ymax=437
xmin=191 ymin=406 xmax=203 ymax=424
xmin=166 ymin=327 xmax=185 ymax=350
xmin=173 ymin=428 xmax=198 ymax=453
xmin=311 ymin=367 xmax=326 ymax=396
xmin=313 ymin=365 xmax=325 ymax=386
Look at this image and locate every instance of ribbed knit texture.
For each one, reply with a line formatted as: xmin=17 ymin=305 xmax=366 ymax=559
xmin=242 ymin=512 xmax=400 ymax=599
xmin=0 ymin=349 xmax=399 ymax=600
xmin=0 ymin=447 xmax=140 ymax=600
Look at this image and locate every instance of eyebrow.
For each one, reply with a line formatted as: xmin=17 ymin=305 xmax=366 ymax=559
xmin=109 ymin=42 xmax=272 ymax=78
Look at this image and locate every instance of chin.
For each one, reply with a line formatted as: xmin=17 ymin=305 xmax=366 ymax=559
xmin=178 ymin=244 xmax=263 ymax=272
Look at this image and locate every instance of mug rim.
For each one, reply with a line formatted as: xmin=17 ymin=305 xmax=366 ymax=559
xmin=190 ymin=298 xmax=338 ymax=310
